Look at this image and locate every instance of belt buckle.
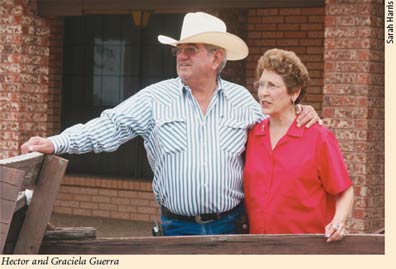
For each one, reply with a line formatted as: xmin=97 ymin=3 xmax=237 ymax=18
xmin=194 ymin=215 xmax=213 ymax=224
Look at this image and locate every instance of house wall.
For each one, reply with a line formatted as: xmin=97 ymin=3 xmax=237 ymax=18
xmin=0 ymin=0 xmax=384 ymax=233
xmin=0 ymin=0 xmax=49 ymax=159
xmin=323 ymin=0 xmax=384 ymax=232
xmin=246 ymin=7 xmax=325 ymax=114
xmin=54 ymin=175 xmax=159 ymax=222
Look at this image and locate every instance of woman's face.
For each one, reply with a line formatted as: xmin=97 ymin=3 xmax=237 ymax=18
xmin=257 ymin=69 xmax=295 ymax=117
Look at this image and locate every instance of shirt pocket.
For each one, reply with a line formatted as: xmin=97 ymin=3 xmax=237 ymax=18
xmin=219 ymin=118 xmax=248 ymax=155
xmin=157 ymin=118 xmax=187 ymax=154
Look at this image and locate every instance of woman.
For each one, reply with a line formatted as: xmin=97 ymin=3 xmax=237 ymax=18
xmin=243 ymin=49 xmax=354 ymax=242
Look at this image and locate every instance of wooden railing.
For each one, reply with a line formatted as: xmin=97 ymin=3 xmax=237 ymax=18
xmin=39 ymin=233 xmax=384 ymax=254
xmin=1 ymin=153 xmax=384 ymax=255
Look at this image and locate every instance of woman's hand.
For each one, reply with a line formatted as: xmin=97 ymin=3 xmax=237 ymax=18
xmin=325 ymin=186 xmax=354 ymax=243
xmin=325 ymin=221 xmax=346 ymax=242
xmin=295 ymin=104 xmax=323 ymax=128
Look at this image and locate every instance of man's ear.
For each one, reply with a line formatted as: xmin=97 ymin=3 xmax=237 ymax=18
xmin=211 ymin=50 xmax=224 ymax=71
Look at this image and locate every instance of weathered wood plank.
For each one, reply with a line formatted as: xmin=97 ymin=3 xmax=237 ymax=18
xmin=0 ymin=152 xmax=44 ymax=190
xmin=13 ymin=155 xmax=68 ymax=254
xmin=39 ymin=234 xmax=384 ymax=254
xmin=0 ymin=166 xmax=25 ymax=253
xmin=2 ymin=205 xmax=27 ymax=254
xmin=44 ymin=227 xmax=96 ymax=241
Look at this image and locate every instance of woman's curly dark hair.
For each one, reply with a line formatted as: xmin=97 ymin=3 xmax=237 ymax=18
xmin=256 ymin=48 xmax=310 ymax=105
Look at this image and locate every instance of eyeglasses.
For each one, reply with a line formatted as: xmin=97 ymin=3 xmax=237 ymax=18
xmin=171 ymin=46 xmax=204 ymax=57
xmin=253 ymin=80 xmax=285 ymax=91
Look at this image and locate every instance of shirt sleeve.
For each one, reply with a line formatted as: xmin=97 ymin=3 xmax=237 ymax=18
xmin=48 ymin=89 xmax=153 ymax=154
xmin=317 ymin=130 xmax=353 ymax=195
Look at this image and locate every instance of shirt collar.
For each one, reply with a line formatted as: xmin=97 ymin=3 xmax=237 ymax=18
xmin=178 ymin=76 xmax=225 ymax=97
xmin=254 ymin=117 xmax=305 ymax=137
xmin=287 ymin=118 xmax=305 ymax=137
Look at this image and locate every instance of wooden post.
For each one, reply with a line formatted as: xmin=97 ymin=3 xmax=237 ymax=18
xmin=0 ymin=166 xmax=25 ymax=253
xmin=1 ymin=153 xmax=69 ymax=254
xmin=13 ymin=155 xmax=68 ymax=254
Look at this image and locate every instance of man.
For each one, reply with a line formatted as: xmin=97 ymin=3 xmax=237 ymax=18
xmin=21 ymin=12 xmax=320 ymax=236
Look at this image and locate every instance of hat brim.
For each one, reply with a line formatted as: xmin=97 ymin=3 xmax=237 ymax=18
xmin=158 ymin=32 xmax=248 ymax=61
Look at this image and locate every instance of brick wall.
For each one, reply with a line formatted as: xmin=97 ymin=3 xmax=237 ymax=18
xmin=323 ymin=0 xmax=384 ymax=233
xmin=0 ymin=0 xmax=50 ymax=159
xmin=217 ymin=9 xmax=248 ymax=86
xmin=246 ymin=7 xmax=324 ymax=114
xmin=54 ymin=175 xmax=160 ymax=222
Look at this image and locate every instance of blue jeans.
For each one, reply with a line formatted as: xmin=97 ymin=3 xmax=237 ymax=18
xmin=160 ymin=205 xmax=246 ymax=236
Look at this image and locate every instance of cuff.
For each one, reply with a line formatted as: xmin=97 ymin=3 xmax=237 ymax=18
xmin=48 ymin=134 xmax=70 ymax=154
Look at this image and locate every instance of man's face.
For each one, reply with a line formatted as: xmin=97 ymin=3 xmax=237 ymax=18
xmin=173 ymin=43 xmax=215 ymax=83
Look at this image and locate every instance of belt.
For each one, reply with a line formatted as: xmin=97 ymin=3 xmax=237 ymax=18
xmin=161 ymin=202 xmax=243 ymax=224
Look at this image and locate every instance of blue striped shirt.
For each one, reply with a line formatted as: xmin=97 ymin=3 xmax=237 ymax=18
xmin=49 ymin=77 xmax=265 ymax=215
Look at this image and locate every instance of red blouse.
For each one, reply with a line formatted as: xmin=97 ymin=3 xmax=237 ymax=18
xmin=243 ymin=118 xmax=352 ymax=234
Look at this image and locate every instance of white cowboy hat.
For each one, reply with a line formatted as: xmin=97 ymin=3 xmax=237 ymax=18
xmin=158 ymin=12 xmax=249 ymax=61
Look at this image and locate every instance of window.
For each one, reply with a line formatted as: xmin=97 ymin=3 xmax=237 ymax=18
xmin=61 ymin=14 xmax=183 ymax=179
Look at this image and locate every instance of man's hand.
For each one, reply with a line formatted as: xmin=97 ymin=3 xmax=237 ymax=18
xmin=21 ymin=136 xmax=55 ymax=154
xmin=295 ymin=104 xmax=323 ymax=128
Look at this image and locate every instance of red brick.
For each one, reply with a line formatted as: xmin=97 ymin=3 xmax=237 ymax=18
xmin=130 ymin=213 xmax=149 ymax=222
xmin=327 ymin=4 xmax=372 ymax=16
xmin=255 ymin=23 xmax=277 ymax=31
xmin=301 ymin=7 xmax=324 ymax=15
xmin=118 ymin=190 xmax=139 ymax=198
xmin=256 ymin=9 xmax=278 ymax=16
xmin=58 ymin=200 xmax=79 ymax=208
xmin=73 ymin=208 xmax=92 ymax=217
xmin=325 ymin=28 xmax=357 ymax=38
xmin=306 ymin=47 xmax=324 ymax=55
xmin=130 ymin=199 xmax=149 ymax=206
xmin=277 ymin=23 xmax=300 ymax=31
xmin=137 ymin=207 xmax=157 ymax=214
xmin=262 ymin=16 xmax=284 ymax=24
xmin=276 ymin=39 xmax=299 ymax=46
xmin=55 ymin=192 xmax=74 ymax=201
xmin=137 ymin=191 xmax=155 ymax=200
xmin=92 ymin=210 xmax=110 ymax=218
xmin=279 ymin=9 xmax=301 ymax=15
xmin=283 ymin=31 xmax=306 ymax=38
xmin=309 ymin=16 xmax=324 ymax=23
xmin=99 ymin=203 xmax=118 ymax=211
xmin=92 ymin=195 xmax=111 ymax=203
xmin=149 ymin=201 xmax=160 ymax=208
xmin=285 ymin=16 xmax=307 ymax=23
xmin=352 ymin=208 xmax=366 ymax=219
xmin=111 ymin=197 xmax=130 ymax=205
xmin=262 ymin=31 xmax=284 ymax=38
xmin=118 ymin=205 xmax=137 ymax=213
xmin=149 ymin=215 xmax=161 ymax=222
xmin=98 ymin=189 xmax=117 ymax=197
xmin=111 ymin=211 xmax=130 ymax=220
xmin=301 ymin=23 xmax=323 ymax=31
